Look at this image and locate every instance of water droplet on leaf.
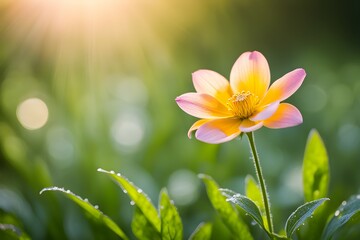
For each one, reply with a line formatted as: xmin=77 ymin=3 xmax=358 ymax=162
xmin=137 ymin=189 xmax=143 ymax=193
xmin=341 ymin=201 xmax=347 ymax=206
xmin=130 ymin=201 xmax=135 ymax=206
xmin=335 ymin=210 xmax=340 ymax=216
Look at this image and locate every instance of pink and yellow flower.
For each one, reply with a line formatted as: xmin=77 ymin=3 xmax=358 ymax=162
xmin=176 ymin=51 xmax=306 ymax=144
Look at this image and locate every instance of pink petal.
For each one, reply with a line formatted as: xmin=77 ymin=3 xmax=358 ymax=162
xmin=263 ymin=103 xmax=303 ymax=129
xmin=187 ymin=119 xmax=211 ymax=138
xmin=230 ymin=51 xmax=270 ymax=99
xmin=195 ymin=118 xmax=241 ymax=144
xmin=250 ymin=101 xmax=280 ymax=121
xmin=192 ymin=70 xmax=232 ymax=105
xmin=176 ymin=93 xmax=232 ymax=119
xmin=239 ymin=119 xmax=264 ymax=132
xmin=261 ymin=68 xmax=306 ymax=105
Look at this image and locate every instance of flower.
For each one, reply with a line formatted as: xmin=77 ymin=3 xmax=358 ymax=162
xmin=175 ymin=51 xmax=306 ymax=144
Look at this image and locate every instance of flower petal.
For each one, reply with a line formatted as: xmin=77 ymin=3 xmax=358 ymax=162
xmin=250 ymin=101 xmax=280 ymax=121
xmin=192 ymin=70 xmax=232 ymax=104
xmin=176 ymin=93 xmax=232 ymax=119
xmin=187 ymin=119 xmax=211 ymax=138
xmin=239 ymin=119 xmax=264 ymax=132
xmin=195 ymin=118 xmax=241 ymax=144
xmin=261 ymin=68 xmax=306 ymax=105
xmin=263 ymin=103 xmax=303 ymax=129
xmin=230 ymin=51 xmax=270 ymax=99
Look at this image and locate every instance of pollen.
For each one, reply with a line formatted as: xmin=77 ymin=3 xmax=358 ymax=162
xmin=226 ymin=91 xmax=259 ymax=119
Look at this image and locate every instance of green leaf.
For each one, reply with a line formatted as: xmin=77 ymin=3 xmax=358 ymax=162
xmin=98 ymin=168 xmax=161 ymax=233
xmin=285 ymin=198 xmax=329 ymax=238
xmin=159 ymin=188 xmax=183 ymax=240
xmin=221 ymin=188 xmax=270 ymax=238
xmin=321 ymin=195 xmax=360 ymax=240
xmin=199 ymin=174 xmax=253 ymax=240
xmin=245 ymin=175 xmax=268 ymax=230
xmin=189 ymin=222 xmax=212 ymax=240
xmin=272 ymin=233 xmax=289 ymax=240
xmin=40 ymin=187 xmax=128 ymax=240
xmin=132 ymin=206 xmax=161 ymax=240
xmin=245 ymin=175 xmax=264 ymax=213
xmin=303 ymin=129 xmax=329 ymax=202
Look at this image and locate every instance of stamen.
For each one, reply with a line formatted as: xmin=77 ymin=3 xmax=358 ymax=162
xmin=227 ymin=91 xmax=259 ymax=119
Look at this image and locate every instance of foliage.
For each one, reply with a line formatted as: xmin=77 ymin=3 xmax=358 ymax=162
xmin=303 ymin=129 xmax=329 ymax=202
xmin=322 ymin=195 xmax=360 ymax=240
xmin=199 ymin=174 xmax=253 ymax=239
xmin=0 ymin=130 xmax=351 ymax=239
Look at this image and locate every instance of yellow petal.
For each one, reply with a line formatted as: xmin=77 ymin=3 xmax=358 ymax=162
xmin=195 ymin=118 xmax=241 ymax=144
xmin=187 ymin=119 xmax=211 ymax=138
xmin=263 ymin=103 xmax=302 ymax=129
xmin=261 ymin=68 xmax=306 ymax=105
xmin=239 ymin=119 xmax=264 ymax=132
xmin=230 ymin=51 xmax=270 ymax=99
xmin=192 ymin=70 xmax=232 ymax=105
xmin=176 ymin=93 xmax=232 ymax=119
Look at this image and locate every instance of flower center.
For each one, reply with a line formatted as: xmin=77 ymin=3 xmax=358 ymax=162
xmin=226 ymin=91 xmax=259 ymax=119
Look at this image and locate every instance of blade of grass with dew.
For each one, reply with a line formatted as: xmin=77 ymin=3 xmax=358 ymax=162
xmin=321 ymin=195 xmax=360 ymax=240
xmin=285 ymin=198 xmax=329 ymax=238
xmin=40 ymin=187 xmax=128 ymax=240
xmin=97 ymin=168 xmax=161 ymax=233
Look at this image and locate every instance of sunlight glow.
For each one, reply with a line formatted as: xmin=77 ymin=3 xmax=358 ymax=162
xmin=3 ymin=0 xmax=169 ymax=59
xmin=16 ymin=98 xmax=49 ymax=130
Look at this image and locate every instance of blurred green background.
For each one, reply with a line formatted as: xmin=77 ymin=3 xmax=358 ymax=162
xmin=1 ymin=0 xmax=360 ymax=239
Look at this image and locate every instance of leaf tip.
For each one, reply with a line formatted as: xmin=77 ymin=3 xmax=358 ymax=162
xmin=309 ymin=128 xmax=319 ymax=136
xmin=160 ymin=187 xmax=169 ymax=196
xmin=198 ymin=173 xmax=207 ymax=179
xmin=97 ymin=168 xmax=107 ymax=173
xmin=39 ymin=186 xmax=64 ymax=195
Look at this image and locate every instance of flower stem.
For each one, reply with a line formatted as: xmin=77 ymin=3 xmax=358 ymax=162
xmin=246 ymin=132 xmax=274 ymax=237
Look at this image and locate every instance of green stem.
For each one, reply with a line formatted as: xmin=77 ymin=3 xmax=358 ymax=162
xmin=246 ymin=132 xmax=274 ymax=237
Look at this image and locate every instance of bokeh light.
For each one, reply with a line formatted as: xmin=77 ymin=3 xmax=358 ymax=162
xmin=111 ymin=112 xmax=145 ymax=151
xmin=168 ymin=169 xmax=200 ymax=206
xmin=16 ymin=98 xmax=49 ymax=130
